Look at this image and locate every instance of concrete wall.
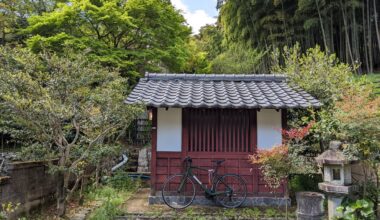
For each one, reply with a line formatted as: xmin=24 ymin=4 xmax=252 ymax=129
xmin=0 ymin=161 xmax=58 ymax=218
xmin=257 ymin=109 xmax=282 ymax=149
xmin=157 ymin=108 xmax=182 ymax=152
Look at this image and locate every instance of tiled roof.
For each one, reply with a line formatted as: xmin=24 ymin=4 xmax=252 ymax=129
xmin=125 ymin=73 xmax=322 ymax=109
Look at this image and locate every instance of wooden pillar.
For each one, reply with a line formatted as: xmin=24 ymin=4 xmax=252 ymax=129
xmin=181 ymin=108 xmax=188 ymax=159
xmin=250 ymin=109 xmax=258 ymax=195
xmin=150 ymin=107 xmax=157 ymax=196
xmin=281 ymin=109 xmax=288 ymax=196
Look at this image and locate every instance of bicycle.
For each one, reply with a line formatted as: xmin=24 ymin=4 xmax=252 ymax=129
xmin=161 ymin=156 xmax=247 ymax=209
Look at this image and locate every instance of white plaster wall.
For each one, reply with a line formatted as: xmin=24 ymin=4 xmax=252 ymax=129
xmin=157 ymin=108 xmax=182 ymax=152
xmin=257 ymin=109 xmax=282 ymax=149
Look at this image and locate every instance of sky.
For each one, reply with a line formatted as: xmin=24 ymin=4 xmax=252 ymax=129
xmin=171 ymin=0 xmax=218 ymax=34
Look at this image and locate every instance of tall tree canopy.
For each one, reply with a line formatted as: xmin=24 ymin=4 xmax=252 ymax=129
xmin=219 ymin=0 xmax=380 ymax=73
xmin=23 ymin=0 xmax=191 ymax=83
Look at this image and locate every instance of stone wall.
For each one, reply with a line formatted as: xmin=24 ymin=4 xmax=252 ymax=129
xmin=0 ymin=161 xmax=58 ymax=218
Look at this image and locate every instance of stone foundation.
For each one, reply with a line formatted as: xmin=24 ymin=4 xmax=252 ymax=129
xmin=149 ymin=195 xmax=290 ymax=207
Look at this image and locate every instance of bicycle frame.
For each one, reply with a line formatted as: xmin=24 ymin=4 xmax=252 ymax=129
xmin=178 ymin=163 xmax=233 ymax=197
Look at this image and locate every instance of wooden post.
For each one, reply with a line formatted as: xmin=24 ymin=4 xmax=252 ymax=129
xmin=150 ymin=108 xmax=157 ymax=196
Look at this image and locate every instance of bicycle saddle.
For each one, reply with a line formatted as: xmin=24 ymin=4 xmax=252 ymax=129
xmin=211 ymin=159 xmax=225 ymax=165
xmin=184 ymin=156 xmax=192 ymax=163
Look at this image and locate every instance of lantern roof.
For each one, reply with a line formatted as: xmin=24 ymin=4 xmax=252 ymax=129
xmin=316 ymin=141 xmax=358 ymax=165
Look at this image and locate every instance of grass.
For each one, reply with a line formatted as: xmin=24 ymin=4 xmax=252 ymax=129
xmin=361 ymin=72 xmax=380 ymax=95
xmin=365 ymin=72 xmax=380 ymax=82
xmin=86 ymin=173 xmax=142 ymax=220
xmin=86 ymin=186 xmax=130 ymax=220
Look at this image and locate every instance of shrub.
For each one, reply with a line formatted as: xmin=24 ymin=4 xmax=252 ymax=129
xmin=289 ymin=174 xmax=322 ymax=197
xmin=105 ymin=171 xmax=141 ymax=191
xmin=335 ymin=199 xmax=375 ymax=220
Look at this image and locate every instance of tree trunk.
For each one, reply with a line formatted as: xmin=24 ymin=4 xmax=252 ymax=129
xmin=330 ymin=9 xmax=335 ymax=53
xmin=363 ymin=3 xmax=370 ymax=73
xmin=95 ymin=163 xmax=100 ymax=187
xmin=367 ymin=0 xmax=374 ymax=73
xmin=373 ymin=0 xmax=380 ymax=53
xmin=352 ymin=6 xmax=362 ymax=74
xmin=340 ymin=0 xmax=355 ymax=70
xmin=374 ymin=165 xmax=380 ymax=217
xmin=316 ymin=0 xmax=328 ymax=51
xmin=56 ymin=174 xmax=66 ymax=217
xmin=1 ymin=25 xmax=5 ymax=46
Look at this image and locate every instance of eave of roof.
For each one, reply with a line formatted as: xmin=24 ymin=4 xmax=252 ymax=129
xmin=125 ymin=73 xmax=322 ymax=109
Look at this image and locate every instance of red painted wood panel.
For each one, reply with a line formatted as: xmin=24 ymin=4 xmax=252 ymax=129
xmin=154 ymin=152 xmax=286 ymax=197
xmin=151 ymin=108 xmax=287 ymax=197
xmin=186 ymin=109 xmax=253 ymax=153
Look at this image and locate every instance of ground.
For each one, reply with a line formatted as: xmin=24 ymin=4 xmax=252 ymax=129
xmin=24 ymin=186 xmax=296 ymax=219
xmin=118 ymin=188 xmax=297 ymax=220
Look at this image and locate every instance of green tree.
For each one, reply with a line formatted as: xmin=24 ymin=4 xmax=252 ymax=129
xmin=183 ymin=38 xmax=211 ymax=73
xmin=334 ymin=88 xmax=380 ymax=213
xmin=0 ymin=46 xmax=142 ymax=216
xmin=0 ymin=0 xmax=59 ymax=45
xmin=211 ymin=44 xmax=268 ymax=74
xmin=24 ymin=0 xmax=191 ymax=83
xmin=272 ymin=44 xmax=356 ymax=106
xmin=197 ymin=24 xmax=224 ymax=60
xmin=218 ymin=0 xmax=380 ymax=73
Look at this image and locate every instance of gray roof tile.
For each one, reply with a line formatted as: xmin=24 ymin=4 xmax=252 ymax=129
xmin=125 ymin=73 xmax=322 ymax=109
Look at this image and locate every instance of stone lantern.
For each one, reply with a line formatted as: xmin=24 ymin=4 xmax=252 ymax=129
xmin=315 ymin=141 xmax=358 ymax=220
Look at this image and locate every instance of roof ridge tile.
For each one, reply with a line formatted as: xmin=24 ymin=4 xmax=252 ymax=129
xmin=145 ymin=73 xmax=286 ymax=82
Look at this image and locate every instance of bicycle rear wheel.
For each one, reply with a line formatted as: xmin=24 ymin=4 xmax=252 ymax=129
xmin=214 ymin=174 xmax=247 ymax=208
xmin=162 ymin=174 xmax=196 ymax=209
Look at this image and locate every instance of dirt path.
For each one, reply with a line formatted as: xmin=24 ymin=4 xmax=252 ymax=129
xmin=121 ymin=188 xmax=158 ymax=213
xmin=122 ymin=188 xmax=170 ymax=213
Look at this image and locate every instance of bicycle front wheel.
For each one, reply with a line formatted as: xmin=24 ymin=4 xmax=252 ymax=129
xmin=214 ymin=174 xmax=247 ymax=208
xmin=162 ymin=174 xmax=196 ymax=209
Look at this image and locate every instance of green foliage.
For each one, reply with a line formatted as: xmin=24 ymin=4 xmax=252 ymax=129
xmin=275 ymin=44 xmax=379 ymax=215
xmin=272 ymin=44 xmax=357 ymax=106
xmin=86 ymin=184 xmax=136 ymax=220
xmin=211 ymin=44 xmax=267 ymax=74
xmin=23 ymin=0 xmax=191 ymax=82
xmin=218 ymin=0 xmax=380 ymax=73
xmin=17 ymin=143 xmax=54 ymax=161
xmin=106 ymin=171 xmax=141 ymax=191
xmin=197 ymin=24 xmax=224 ymax=61
xmin=220 ymin=0 xmax=294 ymax=48
xmin=184 ymin=207 xmax=196 ymax=218
xmin=0 ymin=0 xmax=58 ymax=45
xmin=0 ymin=202 xmax=20 ymax=220
xmin=222 ymin=208 xmax=237 ymax=219
xmin=364 ymin=74 xmax=380 ymax=95
xmin=289 ymin=174 xmax=322 ymax=194
xmin=183 ymin=38 xmax=211 ymax=74
xmin=264 ymin=208 xmax=278 ymax=218
xmin=241 ymin=208 xmax=261 ymax=219
xmin=89 ymin=198 xmax=123 ymax=220
xmin=335 ymin=199 xmax=375 ymax=220
xmin=0 ymin=46 xmax=143 ymax=215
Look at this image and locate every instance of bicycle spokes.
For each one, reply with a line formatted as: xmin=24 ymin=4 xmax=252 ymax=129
xmin=162 ymin=174 xmax=196 ymax=209
xmin=214 ymin=174 xmax=247 ymax=208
